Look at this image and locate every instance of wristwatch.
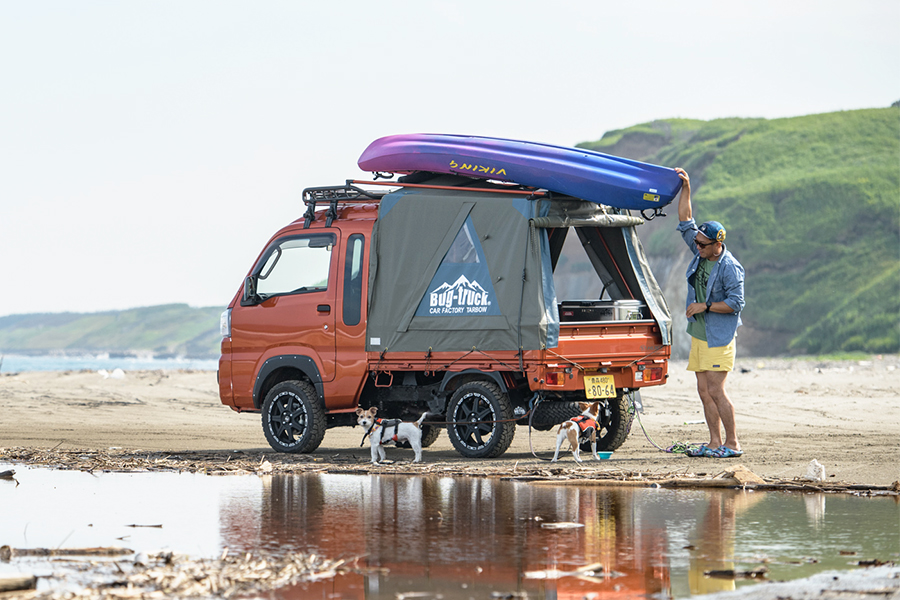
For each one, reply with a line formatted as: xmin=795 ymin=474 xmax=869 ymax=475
xmin=705 ymin=301 xmax=712 ymax=313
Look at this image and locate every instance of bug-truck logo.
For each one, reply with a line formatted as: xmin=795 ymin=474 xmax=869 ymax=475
xmin=428 ymin=275 xmax=492 ymax=315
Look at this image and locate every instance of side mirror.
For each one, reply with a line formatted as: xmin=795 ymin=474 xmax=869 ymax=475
xmin=241 ymin=275 xmax=259 ymax=306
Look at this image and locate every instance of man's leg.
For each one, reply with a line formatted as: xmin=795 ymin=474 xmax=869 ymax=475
xmin=704 ymin=370 xmax=740 ymax=451
xmin=695 ymin=371 xmax=723 ymax=449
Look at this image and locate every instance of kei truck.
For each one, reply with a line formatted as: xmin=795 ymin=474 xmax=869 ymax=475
xmin=217 ymin=134 xmax=682 ymax=458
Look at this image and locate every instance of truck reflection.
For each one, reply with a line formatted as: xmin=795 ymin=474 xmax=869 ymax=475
xmin=219 ymin=474 xmax=671 ymax=599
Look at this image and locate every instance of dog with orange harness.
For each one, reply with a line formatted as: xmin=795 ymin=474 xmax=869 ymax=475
xmin=551 ymin=401 xmax=604 ymax=463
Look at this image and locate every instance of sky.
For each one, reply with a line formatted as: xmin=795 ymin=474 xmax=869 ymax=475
xmin=1 ymin=0 xmax=897 ymax=318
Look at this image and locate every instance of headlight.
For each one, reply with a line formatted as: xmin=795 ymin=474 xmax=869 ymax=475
xmin=220 ymin=308 xmax=232 ymax=337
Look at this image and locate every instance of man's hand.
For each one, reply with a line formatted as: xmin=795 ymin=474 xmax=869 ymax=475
xmin=686 ymin=302 xmax=707 ymax=318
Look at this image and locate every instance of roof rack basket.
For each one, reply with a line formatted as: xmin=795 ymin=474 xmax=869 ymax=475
xmin=302 ymin=182 xmax=384 ymax=228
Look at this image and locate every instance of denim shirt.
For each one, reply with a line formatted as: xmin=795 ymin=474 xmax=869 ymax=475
xmin=678 ymin=219 xmax=745 ymax=347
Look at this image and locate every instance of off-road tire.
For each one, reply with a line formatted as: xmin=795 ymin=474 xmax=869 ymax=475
xmin=261 ymin=380 xmax=326 ymax=453
xmin=529 ymin=401 xmax=583 ymax=431
xmin=445 ymin=381 xmax=515 ymax=459
xmin=395 ymin=422 xmax=441 ymax=449
xmin=580 ymin=391 xmax=634 ymax=452
xmin=420 ymin=424 xmax=441 ymax=448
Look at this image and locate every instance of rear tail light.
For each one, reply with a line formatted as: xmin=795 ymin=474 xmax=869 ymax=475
xmin=644 ymin=367 xmax=663 ymax=381
xmin=635 ymin=364 xmax=664 ymax=383
xmin=545 ymin=372 xmax=562 ymax=385
xmin=220 ymin=309 xmax=232 ymax=337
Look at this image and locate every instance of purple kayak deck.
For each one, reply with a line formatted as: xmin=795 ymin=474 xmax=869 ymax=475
xmin=357 ymin=133 xmax=682 ymax=211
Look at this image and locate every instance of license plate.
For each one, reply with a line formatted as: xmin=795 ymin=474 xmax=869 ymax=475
xmin=584 ymin=374 xmax=616 ymax=399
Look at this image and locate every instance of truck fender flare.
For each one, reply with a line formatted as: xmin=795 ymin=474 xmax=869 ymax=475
xmin=253 ymin=355 xmax=325 ymax=410
xmin=439 ymin=369 xmax=508 ymax=394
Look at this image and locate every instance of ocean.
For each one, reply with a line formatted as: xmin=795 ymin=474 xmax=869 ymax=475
xmin=0 ymin=354 xmax=218 ymax=373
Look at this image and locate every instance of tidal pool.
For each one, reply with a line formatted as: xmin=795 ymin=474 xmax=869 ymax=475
xmin=1 ymin=466 xmax=897 ymax=598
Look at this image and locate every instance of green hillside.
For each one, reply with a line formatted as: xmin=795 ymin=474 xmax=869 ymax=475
xmin=579 ymin=106 xmax=900 ymax=355
xmin=2 ymin=108 xmax=897 ymax=358
xmin=0 ymin=304 xmax=223 ymax=358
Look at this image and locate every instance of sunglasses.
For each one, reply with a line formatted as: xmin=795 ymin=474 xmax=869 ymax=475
xmin=694 ymin=238 xmax=715 ymax=249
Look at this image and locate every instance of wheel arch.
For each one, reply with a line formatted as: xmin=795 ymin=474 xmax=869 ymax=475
xmin=439 ymin=369 xmax=508 ymax=394
xmin=253 ymin=355 xmax=325 ymax=410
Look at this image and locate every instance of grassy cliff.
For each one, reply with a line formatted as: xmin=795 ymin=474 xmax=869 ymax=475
xmin=0 ymin=304 xmax=222 ymax=358
xmin=579 ymin=106 xmax=900 ymax=355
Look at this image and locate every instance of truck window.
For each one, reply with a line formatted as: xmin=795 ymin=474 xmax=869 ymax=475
xmin=343 ymin=234 xmax=364 ymax=326
xmin=256 ymin=234 xmax=334 ymax=297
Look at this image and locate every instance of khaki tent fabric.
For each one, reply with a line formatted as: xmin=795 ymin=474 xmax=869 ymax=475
xmin=366 ymin=187 xmax=553 ymax=353
xmin=365 ymin=186 xmax=672 ymax=353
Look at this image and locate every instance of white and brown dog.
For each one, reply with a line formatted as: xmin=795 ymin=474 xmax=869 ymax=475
xmin=551 ymin=401 xmax=603 ymax=463
xmin=356 ymin=406 xmax=427 ymax=464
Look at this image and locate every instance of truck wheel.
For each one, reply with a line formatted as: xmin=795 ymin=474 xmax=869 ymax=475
xmin=446 ymin=381 xmax=515 ymax=459
xmin=582 ymin=391 xmax=634 ymax=452
xmin=261 ymin=381 xmax=326 ymax=454
xmin=420 ymin=424 xmax=441 ymax=448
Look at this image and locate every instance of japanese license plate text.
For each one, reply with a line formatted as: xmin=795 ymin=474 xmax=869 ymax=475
xmin=584 ymin=374 xmax=616 ymax=399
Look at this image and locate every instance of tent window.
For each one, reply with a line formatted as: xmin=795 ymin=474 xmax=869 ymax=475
xmin=445 ymin=220 xmax=479 ymax=263
xmin=552 ymin=228 xmax=608 ymax=300
xmin=413 ymin=216 xmax=501 ymax=317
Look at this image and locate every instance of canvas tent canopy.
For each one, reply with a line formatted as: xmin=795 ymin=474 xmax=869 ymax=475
xmin=365 ymin=178 xmax=671 ymax=354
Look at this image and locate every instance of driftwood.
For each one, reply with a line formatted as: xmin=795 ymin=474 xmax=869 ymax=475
xmin=0 ymin=574 xmax=37 ymax=592
xmin=1 ymin=545 xmax=133 ymax=559
xmin=0 ymin=447 xmax=897 ymax=494
xmin=705 ymin=566 xmax=769 ymax=580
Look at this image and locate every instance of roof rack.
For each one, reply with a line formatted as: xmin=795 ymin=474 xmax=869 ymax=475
xmin=302 ymin=183 xmax=385 ymax=228
xmin=301 ymin=177 xmax=550 ymax=229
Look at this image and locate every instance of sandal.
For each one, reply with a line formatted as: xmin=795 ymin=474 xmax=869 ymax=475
xmin=708 ymin=445 xmax=744 ymax=458
xmin=686 ymin=444 xmax=712 ymax=457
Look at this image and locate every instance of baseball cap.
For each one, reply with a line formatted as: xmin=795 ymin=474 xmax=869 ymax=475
xmin=698 ymin=221 xmax=726 ymax=243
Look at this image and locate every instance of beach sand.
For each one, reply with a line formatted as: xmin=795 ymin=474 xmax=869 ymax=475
xmin=1 ymin=357 xmax=898 ymax=486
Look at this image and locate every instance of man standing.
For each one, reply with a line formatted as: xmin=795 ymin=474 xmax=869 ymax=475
xmin=674 ymin=168 xmax=745 ymax=458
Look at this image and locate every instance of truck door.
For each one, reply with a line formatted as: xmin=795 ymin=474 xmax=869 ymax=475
xmin=230 ymin=231 xmax=339 ymax=407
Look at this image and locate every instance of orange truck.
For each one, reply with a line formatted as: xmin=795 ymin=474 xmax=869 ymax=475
xmin=218 ymin=137 xmax=676 ymax=458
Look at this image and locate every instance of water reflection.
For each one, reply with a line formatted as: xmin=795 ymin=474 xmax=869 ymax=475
xmin=2 ymin=468 xmax=897 ymax=599
xmin=687 ymin=489 xmax=765 ymax=595
xmin=217 ymin=475 xmax=898 ymax=600
xmin=221 ymin=475 xmax=675 ymax=599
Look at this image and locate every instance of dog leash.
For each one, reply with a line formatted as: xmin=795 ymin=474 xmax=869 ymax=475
xmin=359 ymin=420 xmax=377 ymax=447
xmin=630 ymin=398 xmax=701 ymax=455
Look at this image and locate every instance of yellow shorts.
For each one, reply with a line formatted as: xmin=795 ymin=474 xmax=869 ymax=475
xmin=687 ymin=336 xmax=735 ymax=372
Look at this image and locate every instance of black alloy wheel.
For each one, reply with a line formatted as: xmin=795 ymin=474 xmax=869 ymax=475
xmin=261 ymin=380 xmax=326 ymax=453
xmin=445 ymin=381 xmax=515 ymax=459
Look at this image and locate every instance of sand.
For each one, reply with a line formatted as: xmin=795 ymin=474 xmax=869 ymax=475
xmin=1 ymin=357 xmax=898 ymax=487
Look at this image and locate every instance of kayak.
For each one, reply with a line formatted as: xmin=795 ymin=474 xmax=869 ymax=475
xmin=357 ymin=133 xmax=683 ymax=211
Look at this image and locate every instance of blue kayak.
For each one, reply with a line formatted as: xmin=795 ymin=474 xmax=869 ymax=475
xmin=358 ymin=133 xmax=682 ymax=211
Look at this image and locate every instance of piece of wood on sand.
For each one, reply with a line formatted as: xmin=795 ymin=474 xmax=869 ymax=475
xmin=1 ymin=545 xmax=133 ymax=559
xmin=0 ymin=575 xmax=37 ymax=592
